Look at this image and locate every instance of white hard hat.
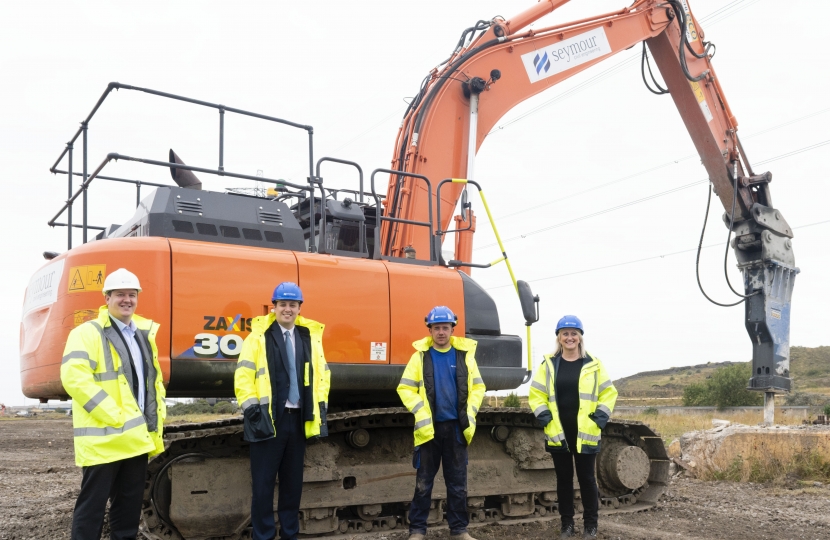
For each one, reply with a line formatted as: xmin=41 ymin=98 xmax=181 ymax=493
xmin=102 ymin=268 xmax=142 ymax=295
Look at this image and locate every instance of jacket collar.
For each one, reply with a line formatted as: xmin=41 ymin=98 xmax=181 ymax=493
xmin=96 ymin=306 xmax=152 ymax=329
xmin=413 ymin=334 xmax=476 ymax=352
xmin=543 ymin=352 xmax=596 ymax=371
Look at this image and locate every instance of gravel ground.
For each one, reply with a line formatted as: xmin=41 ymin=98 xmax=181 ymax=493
xmin=2 ymin=419 xmax=829 ymax=540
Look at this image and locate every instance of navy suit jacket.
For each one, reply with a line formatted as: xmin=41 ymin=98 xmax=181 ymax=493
xmin=266 ymin=323 xmax=312 ymax=429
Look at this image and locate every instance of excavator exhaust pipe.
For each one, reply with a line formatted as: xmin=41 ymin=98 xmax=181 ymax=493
xmin=169 ymin=149 xmax=203 ymax=190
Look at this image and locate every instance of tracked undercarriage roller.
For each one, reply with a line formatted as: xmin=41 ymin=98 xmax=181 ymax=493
xmin=141 ymin=408 xmax=668 ymax=539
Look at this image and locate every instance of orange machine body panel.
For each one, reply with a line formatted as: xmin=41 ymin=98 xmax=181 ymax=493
xmin=21 ymin=235 xmax=467 ymax=399
xmin=20 ymin=237 xmax=172 ymax=400
xmin=168 ymin=239 xmax=299 ymax=395
xmin=294 ymin=252 xmax=391 ymax=364
xmin=386 ymin=261 xmax=465 ymax=365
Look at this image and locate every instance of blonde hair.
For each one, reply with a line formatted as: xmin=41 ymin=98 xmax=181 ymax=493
xmin=553 ymin=331 xmax=587 ymax=359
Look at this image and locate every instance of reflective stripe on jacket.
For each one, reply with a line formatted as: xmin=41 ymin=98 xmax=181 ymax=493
xmin=60 ymin=306 xmax=166 ymax=467
xmin=397 ymin=335 xmax=486 ymax=447
xmin=234 ymin=314 xmax=329 ymax=440
xmin=527 ymin=352 xmax=617 ymax=454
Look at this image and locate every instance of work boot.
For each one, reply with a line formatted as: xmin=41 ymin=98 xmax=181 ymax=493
xmin=408 ymin=534 xmax=425 ymax=540
xmin=582 ymin=525 xmax=598 ymax=538
xmin=449 ymin=533 xmax=478 ymax=540
xmin=560 ymin=522 xmax=576 ymax=538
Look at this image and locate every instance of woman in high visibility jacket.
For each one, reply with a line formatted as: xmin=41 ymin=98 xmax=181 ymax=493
xmin=528 ymin=315 xmax=617 ymax=539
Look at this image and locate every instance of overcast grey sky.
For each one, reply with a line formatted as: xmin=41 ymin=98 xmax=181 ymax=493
xmin=2 ymin=0 xmax=828 ymax=405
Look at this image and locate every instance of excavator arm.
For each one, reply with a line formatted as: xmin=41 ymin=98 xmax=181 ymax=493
xmin=383 ymin=0 xmax=795 ymax=393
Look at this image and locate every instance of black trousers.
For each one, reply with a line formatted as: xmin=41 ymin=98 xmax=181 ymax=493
xmin=550 ymin=451 xmax=599 ymax=529
xmin=409 ymin=420 xmax=469 ymax=535
xmin=249 ymin=409 xmax=306 ymax=540
xmin=71 ymin=453 xmax=148 ymax=540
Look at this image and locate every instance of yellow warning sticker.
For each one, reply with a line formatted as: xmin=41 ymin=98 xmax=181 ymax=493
xmin=690 ymin=80 xmax=705 ymax=103
xmin=689 ymin=81 xmax=714 ymax=123
xmin=73 ymin=309 xmax=98 ymax=326
xmin=67 ymin=265 xmax=107 ymax=293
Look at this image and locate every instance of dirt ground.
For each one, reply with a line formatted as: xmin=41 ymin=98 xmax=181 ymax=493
xmin=2 ymin=419 xmax=829 ymax=540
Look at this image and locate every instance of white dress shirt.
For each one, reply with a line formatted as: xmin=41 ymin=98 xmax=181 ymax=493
xmin=112 ymin=317 xmax=145 ymax=413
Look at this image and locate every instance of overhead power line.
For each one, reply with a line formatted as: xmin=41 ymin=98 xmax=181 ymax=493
xmin=484 ymin=218 xmax=830 ymax=291
xmin=327 ymin=105 xmax=407 ymax=155
xmin=494 ymin=179 xmax=707 ymax=244
xmin=703 ymin=0 xmax=764 ymax=27
xmin=696 ymin=0 xmax=753 ymax=21
xmin=476 ymin=138 xmax=830 ymax=250
xmin=493 ymin=106 xmax=830 ymax=222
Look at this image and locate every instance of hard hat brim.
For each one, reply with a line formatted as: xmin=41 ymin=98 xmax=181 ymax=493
xmin=103 ymin=287 xmax=142 ymax=295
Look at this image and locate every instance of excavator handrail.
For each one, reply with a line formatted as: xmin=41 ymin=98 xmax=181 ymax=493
xmin=436 ymin=177 xmax=536 ymax=380
xmin=49 ymin=82 xmax=317 ymax=249
xmin=370 ymin=168 xmax=436 ymax=263
xmin=314 ymin=157 xmax=367 ymax=256
xmin=48 ymin=153 xmax=311 ymax=231
xmin=435 ymin=179 xmax=519 ymax=290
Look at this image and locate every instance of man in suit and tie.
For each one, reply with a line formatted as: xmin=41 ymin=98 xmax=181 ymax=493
xmin=234 ymin=282 xmax=330 ymax=540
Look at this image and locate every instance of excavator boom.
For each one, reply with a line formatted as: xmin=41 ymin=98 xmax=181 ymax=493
xmin=384 ymin=0 xmax=795 ymax=392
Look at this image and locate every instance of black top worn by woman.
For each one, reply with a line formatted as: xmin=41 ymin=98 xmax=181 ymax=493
xmin=555 ymin=357 xmax=582 ymax=453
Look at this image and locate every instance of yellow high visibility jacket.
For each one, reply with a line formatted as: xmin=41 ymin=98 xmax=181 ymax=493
xmin=528 ymin=352 xmax=617 ymax=454
xmin=61 ymin=307 xmax=166 ymax=467
xmin=234 ymin=314 xmax=330 ymax=440
xmin=397 ymin=336 xmax=486 ymax=447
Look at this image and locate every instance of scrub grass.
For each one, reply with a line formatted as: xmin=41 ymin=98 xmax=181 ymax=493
xmin=699 ymin=450 xmax=830 ymax=484
xmin=611 ymin=409 xmax=804 ymax=441
xmin=164 ymin=413 xmax=239 ymax=425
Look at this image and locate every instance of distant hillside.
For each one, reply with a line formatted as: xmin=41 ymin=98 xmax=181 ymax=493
xmin=614 ymin=346 xmax=830 ymax=398
xmin=790 ymin=346 xmax=830 ymax=393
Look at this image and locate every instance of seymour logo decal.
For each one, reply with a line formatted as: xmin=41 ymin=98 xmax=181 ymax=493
xmin=521 ymin=27 xmax=612 ymax=84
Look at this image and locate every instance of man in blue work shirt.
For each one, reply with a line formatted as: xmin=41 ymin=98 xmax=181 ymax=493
xmin=397 ymin=306 xmax=486 ymax=540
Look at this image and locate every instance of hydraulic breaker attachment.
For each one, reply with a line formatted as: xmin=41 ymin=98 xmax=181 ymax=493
xmin=731 ymin=203 xmax=798 ymax=393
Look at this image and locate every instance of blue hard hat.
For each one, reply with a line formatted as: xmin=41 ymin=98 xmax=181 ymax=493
xmin=272 ymin=282 xmax=303 ymax=303
xmin=425 ymin=306 xmax=457 ymax=327
xmin=555 ymin=315 xmax=583 ymax=335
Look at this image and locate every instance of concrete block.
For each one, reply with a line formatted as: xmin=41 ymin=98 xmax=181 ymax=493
xmin=680 ymin=424 xmax=830 ymax=477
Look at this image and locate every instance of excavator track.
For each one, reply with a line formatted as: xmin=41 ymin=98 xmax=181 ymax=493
xmin=141 ymin=408 xmax=668 ymax=539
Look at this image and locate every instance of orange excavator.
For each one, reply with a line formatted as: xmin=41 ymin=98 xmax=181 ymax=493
xmin=20 ymin=1 xmax=795 ymax=537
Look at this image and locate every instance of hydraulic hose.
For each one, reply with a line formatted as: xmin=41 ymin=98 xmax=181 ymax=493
xmin=386 ymin=34 xmax=505 ymax=255
xmin=666 ymin=0 xmax=712 ymax=82
xmin=695 ymin=183 xmax=745 ymax=307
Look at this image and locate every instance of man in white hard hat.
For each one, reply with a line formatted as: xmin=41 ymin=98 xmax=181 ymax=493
xmin=61 ymin=268 xmax=166 ymax=540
